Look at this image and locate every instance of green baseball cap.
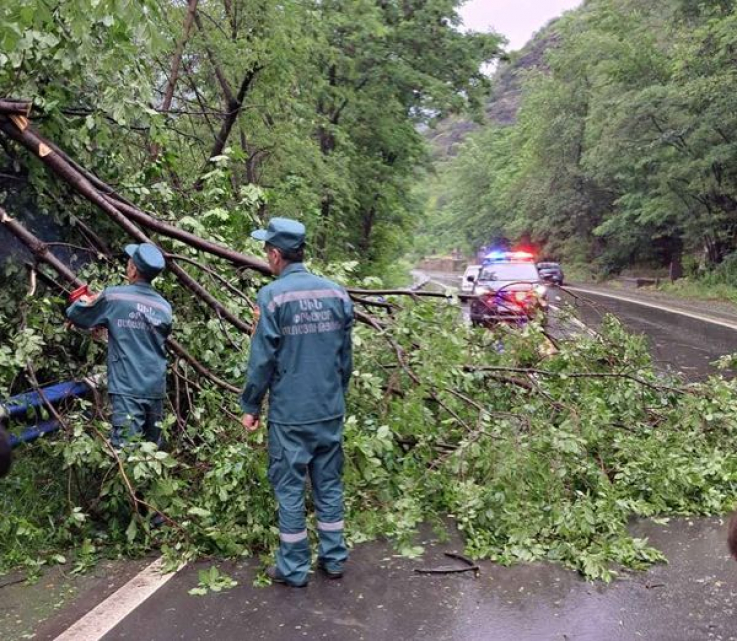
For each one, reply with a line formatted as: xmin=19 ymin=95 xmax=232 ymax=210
xmin=124 ymin=243 xmax=166 ymax=279
xmin=251 ymin=217 xmax=306 ymax=251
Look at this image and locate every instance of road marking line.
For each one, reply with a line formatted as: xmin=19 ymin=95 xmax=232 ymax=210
xmin=549 ymin=304 xmax=596 ymax=336
xmin=568 ymin=287 xmax=737 ymax=332
xmin=54 ymin=557 xmax=179 ymax=641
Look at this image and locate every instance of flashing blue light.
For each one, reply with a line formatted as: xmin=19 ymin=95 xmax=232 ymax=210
xmin=482 ymin=250 xmax=535 ymax=265
xmin=483 ymin=251 xmax=507 ymax=263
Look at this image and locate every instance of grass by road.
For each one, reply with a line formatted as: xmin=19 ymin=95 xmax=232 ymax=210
xmin=560 ymin=264 xmax=737 ymax=314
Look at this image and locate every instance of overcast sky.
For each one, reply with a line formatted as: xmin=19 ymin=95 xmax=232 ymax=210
xmin=459 ymin=0 xmax=583 ymax=50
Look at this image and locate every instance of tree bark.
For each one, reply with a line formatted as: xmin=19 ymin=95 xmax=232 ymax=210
xmin=161 ymin=0 xmax=200 ymax=113
xmin=1 ymin=204 xmax=240 ymax=394
xmin=0 ymin=100 xmax=32 ymax=116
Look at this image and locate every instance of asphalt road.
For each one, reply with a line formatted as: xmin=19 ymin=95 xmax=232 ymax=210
xmin=564 ymin=286 xmax=737 ymax=380
xmin=34 ymin=274 xmax=737 ymax=641
xmin=420 ymin=270 xmax=737 ymax=380
xmin=94 ymin=518 xmax=736 ymax=641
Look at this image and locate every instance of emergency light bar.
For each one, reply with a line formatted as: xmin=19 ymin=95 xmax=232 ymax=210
xmin=509 ymin=251 xmax=535 ymax=261
xmin=482 ymin=250 xmax=535 ymax=264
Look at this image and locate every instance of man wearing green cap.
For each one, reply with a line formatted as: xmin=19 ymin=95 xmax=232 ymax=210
xmin=241 ymin=217 xmax=353 ymax=588
xmin=66 ymin=244 xmax=172 ymax=447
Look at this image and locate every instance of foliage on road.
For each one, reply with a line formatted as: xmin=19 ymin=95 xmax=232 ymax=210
xmin=420 ymin=0 xmax=737 ymax=278
xmin=2 ymin=272 xmax=737 ymax=581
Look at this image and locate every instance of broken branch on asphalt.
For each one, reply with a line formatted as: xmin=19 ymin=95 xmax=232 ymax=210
xmin=415 ymin=552 xmax=480 ymax=576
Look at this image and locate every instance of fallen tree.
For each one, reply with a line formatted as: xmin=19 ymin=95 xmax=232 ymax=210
xmin=1 ymin=110 xmax=737 ymax=583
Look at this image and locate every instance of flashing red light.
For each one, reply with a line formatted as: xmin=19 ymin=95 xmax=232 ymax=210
xmin=509 ymin=251 xmax=535 ymax=261
xmin=483 ymin=250 xmax=536 ymax=264
xmin=514 ymin=291 xmax=529 ymax=302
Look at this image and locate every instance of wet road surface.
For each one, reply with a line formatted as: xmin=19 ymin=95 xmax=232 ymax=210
xmin=565 ymin=287 xmax=737 ymax=380
xmin=96 ymin=518 xmax=737 ymax=641
xmin=35 ymin=273 xmax=737 ymax=641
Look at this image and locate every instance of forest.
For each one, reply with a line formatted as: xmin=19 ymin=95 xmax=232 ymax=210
xmin=420 ymin=0 xmax=737 ymax=283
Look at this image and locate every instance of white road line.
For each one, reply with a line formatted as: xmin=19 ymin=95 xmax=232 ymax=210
xmin=549 ymin=304 xmax=596 ymax=336
xmin=568 ymin=286 xmax=737 ymax=332
xmin=54 ymin=557 xmax=179 ymax=641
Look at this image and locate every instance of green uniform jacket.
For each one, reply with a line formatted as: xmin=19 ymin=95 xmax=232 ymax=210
xmin=240 ymin=263 xmax=353 ymax=424
xmin=66 ymin=283 xmax=173 ymax=398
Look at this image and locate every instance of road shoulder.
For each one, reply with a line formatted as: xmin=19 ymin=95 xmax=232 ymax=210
xmin=2 ymin=557 xmax=152 ymax=641
xmin=568 ymin=283 xmax=737 ymax=328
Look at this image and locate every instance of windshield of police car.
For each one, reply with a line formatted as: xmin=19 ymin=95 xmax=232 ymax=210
xmin=479 ymin=263 xmax=539 ymax=283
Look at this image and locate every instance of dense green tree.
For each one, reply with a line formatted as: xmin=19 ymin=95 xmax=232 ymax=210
xmin=1 ymin=0 xmax=500 ymax=275
xmin=420 ymin=0 xmax=737 ymax=275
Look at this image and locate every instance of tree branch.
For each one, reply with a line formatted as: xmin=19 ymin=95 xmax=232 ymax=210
xmin=161 ymin=0 xmax=200 ymax=113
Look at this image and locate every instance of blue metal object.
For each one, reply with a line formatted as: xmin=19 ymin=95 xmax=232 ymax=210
xmin=9 ymin=420 xmax=61 ymax=448
xmin=1 ymin=381 xmax=93 ymax=421
xmin=0 ymin=379 xmax=100 ymax=454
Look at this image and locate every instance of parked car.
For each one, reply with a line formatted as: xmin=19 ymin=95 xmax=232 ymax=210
xmin=470 ymin=252 xmax=548 ymax=325
xmin=537 ymin=262 xmax=564 ymax=286
xmin=460 ymin=264 xmax=481 ymax=293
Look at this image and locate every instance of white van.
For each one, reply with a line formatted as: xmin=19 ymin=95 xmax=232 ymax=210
xmin=460 ymin=265 xmax=481 ymax=293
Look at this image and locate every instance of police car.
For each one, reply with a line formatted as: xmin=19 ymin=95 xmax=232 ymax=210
xmin=469 ymin=251 xmax=548 ymax=325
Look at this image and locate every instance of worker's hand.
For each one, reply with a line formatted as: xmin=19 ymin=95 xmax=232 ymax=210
xmin=90 ymin=327 xmax=108 ymax=342
xmin=242 ymin=414 xmax=260 ymax=432
xmin=78 ymin=293 xmax=99 ymax=305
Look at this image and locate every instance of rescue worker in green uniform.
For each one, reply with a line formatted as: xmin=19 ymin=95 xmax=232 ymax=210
xmin=66 ymin=244 xmax=172 ymax=447
xmin=241 ymin=218 xmax=353 ymax=588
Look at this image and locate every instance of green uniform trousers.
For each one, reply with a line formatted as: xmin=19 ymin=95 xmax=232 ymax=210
xmin=110 ymin=394 xmax=164 ymax=448
xmin=268 ymin=418 xmax=347 ymax=585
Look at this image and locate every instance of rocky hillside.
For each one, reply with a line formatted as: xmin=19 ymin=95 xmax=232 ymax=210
xmin=426 ymin=22 xmax=560 ymax=161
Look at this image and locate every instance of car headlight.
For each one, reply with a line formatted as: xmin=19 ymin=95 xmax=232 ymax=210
xmin=535 ymin=284 xmax=547 ymax=297
xmin=474 ymin=286 xmax=492 ymax=296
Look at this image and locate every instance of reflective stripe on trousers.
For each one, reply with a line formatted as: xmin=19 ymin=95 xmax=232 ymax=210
xmin=280 ymin=530 xmax=308 ymax=543
xmin=268 ymin=418 xmax=348 ymax=585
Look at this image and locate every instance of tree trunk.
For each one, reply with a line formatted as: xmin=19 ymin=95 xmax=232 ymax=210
xmin=0 ymin=100 xmax=32 ymax=116
xmin=360 ymin=205 xmax=376 ymax=255
xmin=161 ymin=0 xmax=200 ymax=113
xmin=194 ymin=66 xmax=261 ymax=190
xmin=0 ymin=206 xmax=82 ymax=288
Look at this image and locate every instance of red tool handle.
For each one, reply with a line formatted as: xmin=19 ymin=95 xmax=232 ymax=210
xmin=68 ymin=284 xmax=90 ymax=303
